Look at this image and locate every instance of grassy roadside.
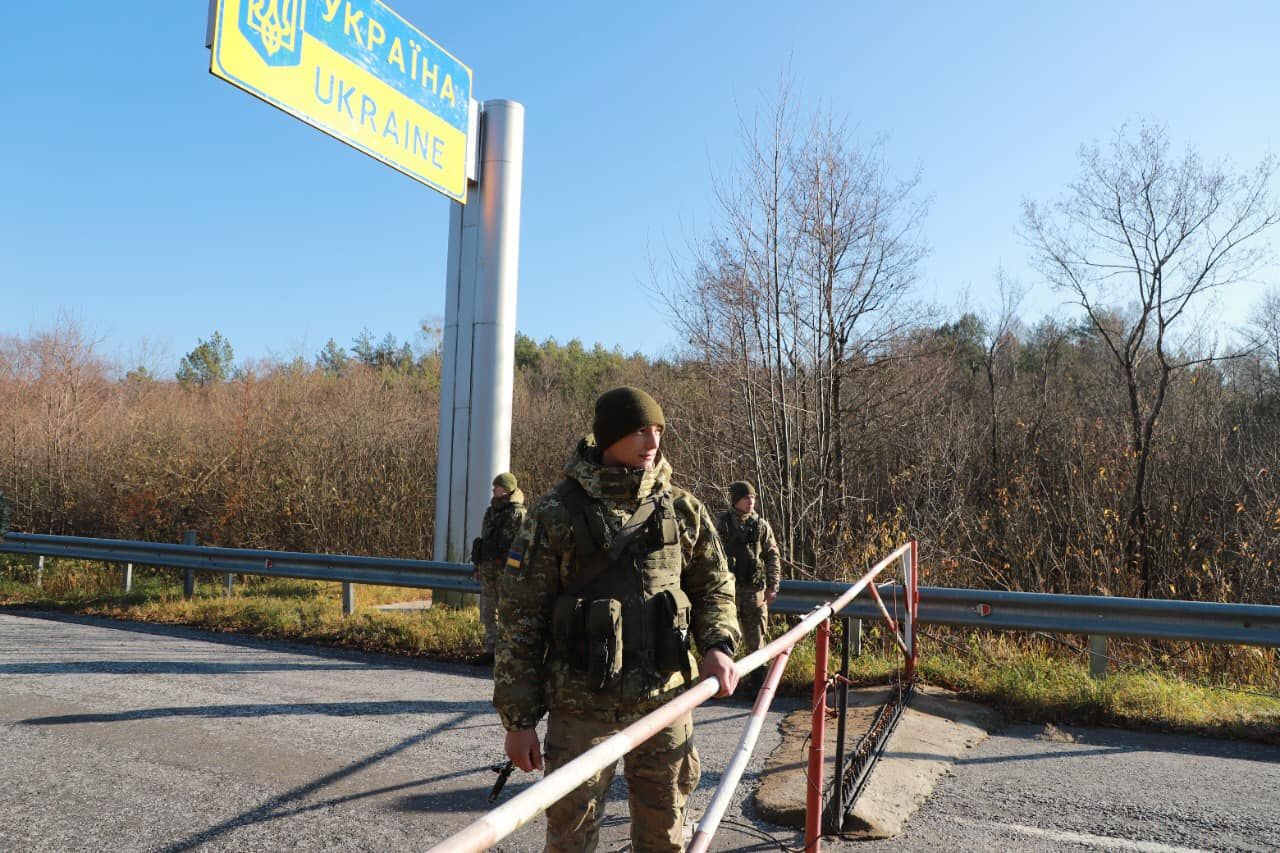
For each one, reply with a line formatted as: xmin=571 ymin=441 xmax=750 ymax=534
xmin=3 ymin=558 xmax=1278 ymax=744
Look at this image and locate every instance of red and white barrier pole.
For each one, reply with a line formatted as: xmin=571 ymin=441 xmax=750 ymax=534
xmin=906 ymin=539 xmax=919 ymax=682
xmin=687 ymin=647 xmax=793 ymax=853
xmin=804 ymin=618 xmax=831 ymax=852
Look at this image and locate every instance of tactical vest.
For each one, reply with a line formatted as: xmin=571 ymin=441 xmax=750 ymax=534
xmin=549 ymin=479 xmax=692 ymax=697
xmin=479 ymin=502 xmax=516 ymax=562
xmin=472 ymin=501 xmax=514 ymax=565
xmin=726 ymin=513 xmax=764 ymax=586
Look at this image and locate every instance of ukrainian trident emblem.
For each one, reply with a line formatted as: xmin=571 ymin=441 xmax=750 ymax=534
xmin=241 ymin=0 xmax=306 ymax=67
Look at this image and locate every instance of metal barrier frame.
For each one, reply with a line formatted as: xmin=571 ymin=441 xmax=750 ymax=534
xmin=426 ymin=542 xmax=916 ymax=852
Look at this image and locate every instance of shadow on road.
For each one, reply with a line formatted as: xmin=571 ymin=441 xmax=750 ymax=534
xmin=20 ymin=698 xmax=494 ymax=726
xmin=0 ymin=660 xmax=376 ymax=675
xmin=971 ymin=723 xmax=1280 ymax=765
xmin=157 ymin=711 xmax=482 ymax=852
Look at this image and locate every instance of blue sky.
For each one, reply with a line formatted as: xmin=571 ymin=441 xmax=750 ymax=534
xmin=3 ymin=2 xmax=1279 ymax=374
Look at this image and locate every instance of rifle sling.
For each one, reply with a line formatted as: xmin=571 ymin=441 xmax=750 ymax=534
xmin=557 ymin=479 xmax=661 ymax=597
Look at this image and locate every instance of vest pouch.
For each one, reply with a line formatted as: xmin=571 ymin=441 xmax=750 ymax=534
xmin=551 ymin=594 xmax=586 ymax=670
xmin=470 ymin=536 xmax=484 ymax=566
xmin=731 ymin=543 xmax=759 ymax=584
xmin=653 ymin=588 xmax=693 ymax=673
xmin=586 ymin=598 xmax=623 ymax=689
xmin=660 ymin=516 xmax=679 ymax=546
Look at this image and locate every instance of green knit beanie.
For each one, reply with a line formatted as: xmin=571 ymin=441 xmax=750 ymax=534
xmin=728 ymin=481 xmax=756 ymax=505
xmin=492 ymin=472 xmax=517 ymax=491
xmin=592 ymin=386 xmax=665 ymax=452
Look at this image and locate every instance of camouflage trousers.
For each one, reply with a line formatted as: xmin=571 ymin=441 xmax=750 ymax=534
xmin=735 ymin=582 xmax=769 ymax=657
xmin=478 ymin=564 xmax=499 ymax=654
xmin=543 ymin=709 xmax=700 ymax=852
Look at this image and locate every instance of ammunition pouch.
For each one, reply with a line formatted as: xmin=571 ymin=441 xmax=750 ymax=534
xmin=586 ymin=598 xmax=624 ymax=689
xmin=551 ymin=587 xmax=692 ymax=690
xmin=551 ymin=594 xmax=624 ymax=690
xmin=653 ymin=588 xmax=693 ymax=673
xmin=550 ymin=594 xmax=583 ymax=670
xmin=470 ymin=537 xmax=484 ymax=566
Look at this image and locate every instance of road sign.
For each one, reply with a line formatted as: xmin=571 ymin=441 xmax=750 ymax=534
xmin=210 ymin=0 xmax=473 ymax=201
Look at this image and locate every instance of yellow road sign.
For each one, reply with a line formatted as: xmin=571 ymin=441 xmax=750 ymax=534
xmin=210 ymin=0 xmax=472 ymax=201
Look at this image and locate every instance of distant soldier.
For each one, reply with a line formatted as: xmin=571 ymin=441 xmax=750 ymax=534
xmin=716 ymin=481 xmax=781 ymax=665
xmin=470 ymin=473 xmax=526 ymax=665
xmin=495 ymin=386 xmax=741 ymax=852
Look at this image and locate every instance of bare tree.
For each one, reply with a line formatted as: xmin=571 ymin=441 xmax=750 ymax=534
xmin=1023 ymin=122 xmax=1279 ymax=596
xmin=660 ymin=85 xmax=927 ymax=576
xmin=974 ymin=273 xmax=1026 ymax=478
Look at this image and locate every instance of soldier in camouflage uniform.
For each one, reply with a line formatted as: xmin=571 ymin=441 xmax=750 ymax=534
xmin=471 ymin=472 xmax=526 ymax=664
xmin=716 ymin=481 xmax=781 ymax=663
xmin=494 ymin=386 xmax=741 ymax=852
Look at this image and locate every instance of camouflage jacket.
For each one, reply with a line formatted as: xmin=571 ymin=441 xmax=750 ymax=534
xmin=715 ymin=510 xmax=782 ymax=591
xmin=473 ymin=489 xmax=526 ymax=571
xmin=493 ymin=437 xmax=740 ymax=730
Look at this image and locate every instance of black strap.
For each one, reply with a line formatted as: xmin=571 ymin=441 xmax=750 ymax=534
xmin=555 ymin=479 xmax=663 ymax=596
xmin=608 ymin=498 xmax=658 ymax=560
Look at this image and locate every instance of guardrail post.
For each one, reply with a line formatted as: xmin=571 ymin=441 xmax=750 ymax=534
xmin=223 ymin=571 xmax=234 ymax=597
xmin=1089 ymin=635 xmax=1108 ymax=678
xmin=851 ymin=618 xmax=861 ymax=657
xmin=182 ymin=530 xmax=196 ymax=600
xmin=36 ymin=555 xmax=44 ymax=589
xmin=122 ymin=562 xmax=133 ymax=593
xmin=342 ymin=582 xmax=356 ymax=617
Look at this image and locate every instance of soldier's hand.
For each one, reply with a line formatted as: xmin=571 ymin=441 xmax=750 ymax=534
xmin=505 ymin=728 xmax=543 ymax=773
xmin=701 ymin=648 xmax=739 ymax=697
xmin=765 ymin=587 xmax=778 ymax=604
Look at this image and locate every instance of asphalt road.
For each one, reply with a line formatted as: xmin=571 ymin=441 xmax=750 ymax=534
xmin=2 ymin=610 xmax=1278 ymax=852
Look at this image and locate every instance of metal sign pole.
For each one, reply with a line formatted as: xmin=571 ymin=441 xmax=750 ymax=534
xmin=433 ymin=101 xmax=523 ymax=606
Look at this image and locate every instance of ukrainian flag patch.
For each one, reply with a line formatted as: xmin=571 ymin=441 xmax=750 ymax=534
xmin=506 ymin=545 xmax=524 ymax=571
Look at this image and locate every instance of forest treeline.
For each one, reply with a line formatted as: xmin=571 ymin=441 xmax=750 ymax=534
xmin=2 ymin=305 xmax=1276 ymax=605
xmin=3 ymin=113 xmax=1279 ymax=606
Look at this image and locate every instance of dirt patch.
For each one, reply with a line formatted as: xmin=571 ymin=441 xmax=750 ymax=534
xmin=755 ymin=684 xmax=1000 ymax=838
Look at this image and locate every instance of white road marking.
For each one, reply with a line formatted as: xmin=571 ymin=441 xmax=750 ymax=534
xmin=954 ymin=818 xmax=1209 ymax=852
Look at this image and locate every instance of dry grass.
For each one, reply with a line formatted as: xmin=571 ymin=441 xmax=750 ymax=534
xmin=0 ymin=559 xmax=481 ymax=659
xmin=4 ymin=559 xmax=1279 ymax=743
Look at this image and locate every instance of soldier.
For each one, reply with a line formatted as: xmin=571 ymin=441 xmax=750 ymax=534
xmin=494 ymin=386 xmax=741 ymax=852
xmin=471 ymin=473 xmax=526 ymax=665
xmin=716 ymin=481 xmax=781 ymax=665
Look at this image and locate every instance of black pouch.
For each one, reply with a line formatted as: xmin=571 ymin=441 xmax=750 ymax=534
xmin=551 ymin=594 xmax=586 ymax=669
xmin=653 ymin=588 xmax=693 ymax=673
xmin=586 ymin=598 xmax=623 ymax=689
xmin=470 ymin=536 xmax=484 ymax=566
xmin=731 ymin=547 xmax=759 ymax=584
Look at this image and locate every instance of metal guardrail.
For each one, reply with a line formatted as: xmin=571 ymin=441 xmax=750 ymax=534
xmin=775 ymin=578 xmax=1280 ymax=648
xmin=0 ymin=532 xmax=475 ymax=594
xmin=3 ymin=532 xmax=1280 ymax=648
